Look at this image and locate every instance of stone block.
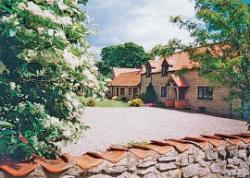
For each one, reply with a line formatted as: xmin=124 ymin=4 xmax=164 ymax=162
xmin=156 ymin=163 xmax=177 ymax=171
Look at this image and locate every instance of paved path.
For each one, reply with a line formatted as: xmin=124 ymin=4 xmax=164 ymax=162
xmin=62 ymin=107 xmax=248 ymax=156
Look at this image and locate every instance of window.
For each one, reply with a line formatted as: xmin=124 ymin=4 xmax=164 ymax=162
xmin=120 ymin=88 xmax=125 ymax=96
xmin=161 ymin=87 xmax=167 ymax=97
xmin=146 ymin=68 xmax=151 ymax=77
xmin=161 ymin=65 xmax=168 ymax=76
xmin=128 ymin=88 xmax=132 ymax=95
xmin=116 ymin=88 xmax=119 ymax=96
xmin=198 ymin=87 xmax=213 ymax=100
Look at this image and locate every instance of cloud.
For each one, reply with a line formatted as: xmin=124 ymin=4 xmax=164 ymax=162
xmin=84 ymin=0 xmax=195 ymax=57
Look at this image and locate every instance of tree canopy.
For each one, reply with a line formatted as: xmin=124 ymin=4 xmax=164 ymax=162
xmin=0 ymin=0 xmax=106 ymax=160
xmin=157 ymin=0 xmax=250 ymax=123
xmin=100 ymin=42 xmax=149 ymax=76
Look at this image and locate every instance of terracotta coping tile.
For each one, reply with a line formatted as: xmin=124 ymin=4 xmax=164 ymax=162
xmin=201 ymin=134 xmax=223 ymax=140
xmin=108 ymin=145 xmax=129 ymax=151
xmin=163 ymin=139 xmax=190 ymax=153
xmin=199 ymin=136 xmax=224 ymax=148
xmin=151 ymin=140 xmax=173 ymax=146
xmin=0 ymin=162 xmax=37 ymax=177
xmin=35 ymin=157 xmax=71 ymax=174
xmin=132 ymin=144 xmax=173 ymax=155
xmin=129 ymin=148 xmax=153 ymax=159
xmin=64 ymin=154 xmax=103 ymax=170
xmin=239 ymin=132 xmax=250 ymax=137
xmin=232 ymin=136 xmax=250 ymax=144
xmin=100 ymin=150 xmax=127 ymax=163
xmin=181 ymin=137 xmax=210 ymax=150
xmin=214 ymin=134 xmax=242 ymax=146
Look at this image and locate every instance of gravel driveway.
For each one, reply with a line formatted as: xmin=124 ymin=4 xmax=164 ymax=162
xmin=62 ymin=107 xmax=248 ymax=156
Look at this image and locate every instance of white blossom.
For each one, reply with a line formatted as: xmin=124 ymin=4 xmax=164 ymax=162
xmin=9 ymin=82 xmax=16 ymax=90
xmin=57 ymin=0 xmax=69 ymax=11
xmin=48 ymin=29 xmax=54 ymax=36
xmin=63 ymin=49 xmax=82 ymax=68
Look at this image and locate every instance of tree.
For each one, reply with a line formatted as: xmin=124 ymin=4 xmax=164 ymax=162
xmin=0 ymin=0 xmax=106 ymax=160
xmin=100 ymin=42 xmax=149 ymax=75
xmin=156 ymin=0 xmax=250 ymax=125
xmin=141 ymin=83 xmax=158 ymax=103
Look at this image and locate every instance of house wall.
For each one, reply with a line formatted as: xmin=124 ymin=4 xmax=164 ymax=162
xmin=110 ymin=86 xmax=139 ymax=100
xmin=141 ymin=70 xmax=240 ymax=117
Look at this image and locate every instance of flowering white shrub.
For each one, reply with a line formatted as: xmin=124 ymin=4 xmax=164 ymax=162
xmin=0 ymin=0 xmax=106 ymax=160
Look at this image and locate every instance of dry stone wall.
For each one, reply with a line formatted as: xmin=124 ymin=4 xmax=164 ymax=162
xmin=0 ymin=133 xmax=250 ymax=178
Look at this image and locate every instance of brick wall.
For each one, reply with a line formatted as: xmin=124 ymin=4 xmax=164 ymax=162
xmin=111 ymin=86 xmax=139 ymax=101
xmin=141 ymin=71 xmax=241 ymax=117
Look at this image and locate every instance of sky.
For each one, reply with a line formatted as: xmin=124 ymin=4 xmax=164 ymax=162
xmin=83 ymin=0 xmax=196 ymax=57
xmin=84 ymin=0 xmax=250 ymax=57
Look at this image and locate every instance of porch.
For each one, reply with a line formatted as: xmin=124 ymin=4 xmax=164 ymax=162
xmin=163 ymin=75 xmax=190 ymax=109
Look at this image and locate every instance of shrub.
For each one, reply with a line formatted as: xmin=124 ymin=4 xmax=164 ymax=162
xmin=141 ymin=83 xmax=158 ymax=103
xmin=157 ymin=101 xmax=165 ymax=108
xmin=0 ymin=0 xmax=106 ymax=160
xmin=129 ymin=98 xmax=144 ymax=107
xmin=86 ymin=98 xmax=96 ymax=107
xmin=121 ymin=96 xmax=128 ymax=102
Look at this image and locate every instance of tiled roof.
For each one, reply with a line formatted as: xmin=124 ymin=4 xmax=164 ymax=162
xmin=141 ymin=51 xmax=199 ymax=74
xmin=0 ymin=132 xmax=249 ymax=177
xmin=171 ymin=74 xmax=189 ymax=87
xmin=109 ymin=71 xmax=141 ymax=87
xmin=112 ymin=67 xmax=141 ymax=78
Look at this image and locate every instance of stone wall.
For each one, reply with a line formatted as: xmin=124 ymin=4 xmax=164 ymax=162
xmin=1 ymin=133 xmax=250 ymax=178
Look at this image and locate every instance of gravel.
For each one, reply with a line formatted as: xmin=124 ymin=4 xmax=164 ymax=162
xmin=62 ymin=107 xmax=248 ymax=156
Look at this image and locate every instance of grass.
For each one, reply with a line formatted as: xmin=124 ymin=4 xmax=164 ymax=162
xmin=79 ymin=97 xmax=130 ymax=107
xmin=95 ymin=99 xmax=130 ymax=107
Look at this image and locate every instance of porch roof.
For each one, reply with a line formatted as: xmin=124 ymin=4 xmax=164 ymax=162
xmin=109 ymin=71 xmax=141 ymax=87
xmin=171 ymin=74 xmax=189 ymax=88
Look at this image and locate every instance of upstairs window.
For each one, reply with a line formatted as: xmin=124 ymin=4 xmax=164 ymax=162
xmin=161 ymin=65 xmax=169 ymax=76
xmin=198 ymin=87 xmax=213 ymax=100
xmin=146 ymin=68 xmax=151 ymax=77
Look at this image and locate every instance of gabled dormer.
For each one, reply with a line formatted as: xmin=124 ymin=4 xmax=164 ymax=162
xmin=145 ymin=62 xmax=152 ymax=78
xmin=161 ymin=59 xmax=171 ymax=76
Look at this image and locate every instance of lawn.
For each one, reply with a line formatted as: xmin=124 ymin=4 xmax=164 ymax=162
xmin=95 ymin=99 xmax=129 ymax=107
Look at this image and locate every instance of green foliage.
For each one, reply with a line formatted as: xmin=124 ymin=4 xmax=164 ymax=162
xmin=141 ymin=83 xmax=158 ymax=103
xmin=0 ymin=0 xmax=106 ymax=160
xmin=100 ymin=42 xmax=149 ymax=76
xmin=129 ymin=98 xmax=144 ymax=107
xmin=170 ymin=0 xmax=250 ymax=125
xmin=86 ymin=98 xmax=96 ymax=107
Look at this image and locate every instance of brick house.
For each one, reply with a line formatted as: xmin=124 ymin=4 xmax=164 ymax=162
xmin=109 ymin=50 xmax=241 ymax=117
xmin=109 ymin=68 xmax=141 ymax=100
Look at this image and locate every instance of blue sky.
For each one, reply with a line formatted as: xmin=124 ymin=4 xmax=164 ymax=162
xmin=84 ymin=0 xmax=249 ymax=57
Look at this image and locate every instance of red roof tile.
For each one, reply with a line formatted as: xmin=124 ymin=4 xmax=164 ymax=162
xmin=109 ymin=71 xmax=141 ymax=87
xmin=171 ymin=74 xmax=188 ymax=87
xmin=141 ymin=51 xmax=199 ymax=74
xmin=113 ymin=68 xmax=141 ymax=78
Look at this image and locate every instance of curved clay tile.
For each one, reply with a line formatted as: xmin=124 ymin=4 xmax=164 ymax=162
xmin=129 ymin=148 xmax=153 ymax=159
xmin=35 ymin=157 xmax=71 ymax=174
xmin=199 ymin=136 xmax=224 ymax=148
xmin=132 ymin=144 xmax=173 ymax=155
xmin=164 ymin=140 xmax=190 ymax=153
xmin=100 ymin=150 xmax=127 ymax=163
xmin=0 ymin=162 xmax=37 ymax=177
xmin=182 ymin=137 xmax=210 ymax=151
xmin=64 ymin=154 xmax=103 ymax=170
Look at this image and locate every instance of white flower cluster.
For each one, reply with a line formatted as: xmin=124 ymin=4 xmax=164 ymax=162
xmin=63 ymin=49 xmax=83 ymax=68
xmin=18 ymin=2 xmax=73 ymax=26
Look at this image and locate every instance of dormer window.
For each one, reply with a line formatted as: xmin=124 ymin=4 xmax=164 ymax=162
xmin=162 ymin=65 xmax=169 ymax=76
xmin=146 ymin=67 xmax=151 ymax=77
